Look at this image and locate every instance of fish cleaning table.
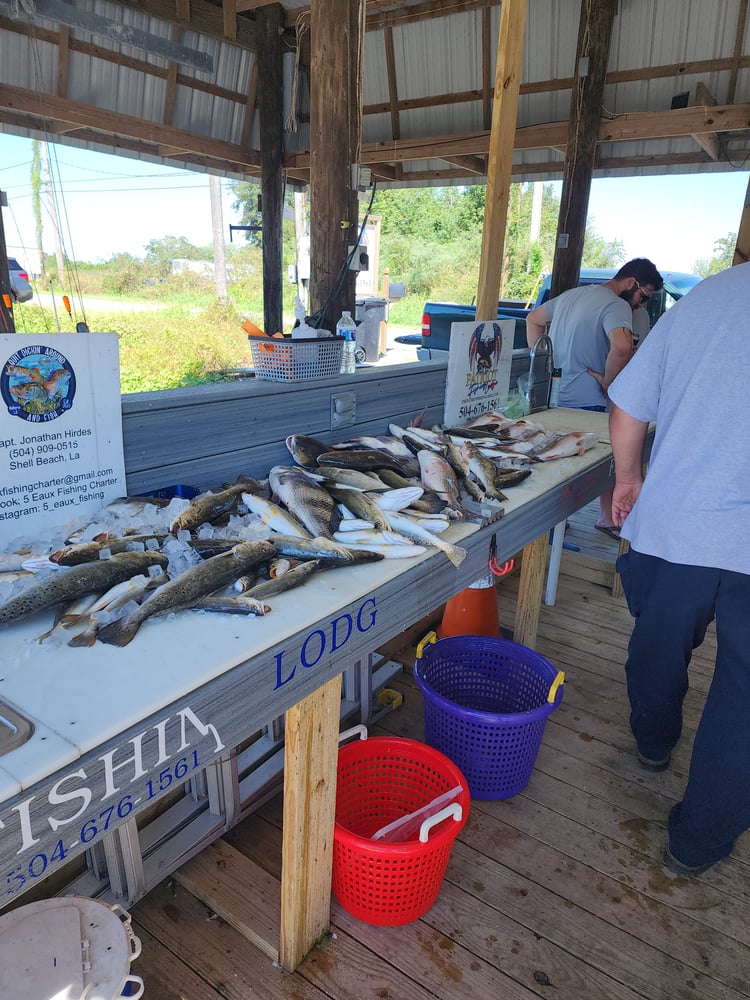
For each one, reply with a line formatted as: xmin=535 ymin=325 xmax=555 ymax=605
xmin=0 ymin=407 xmax=613 ymax=969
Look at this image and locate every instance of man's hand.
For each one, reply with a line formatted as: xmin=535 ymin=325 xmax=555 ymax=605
xmin=586 ymin=367 xmax=607 ymax=397
xmin=609 ymin=403 xmax=649 ymax=527
xmin=612 ymin=479 xmax=643 ymax=527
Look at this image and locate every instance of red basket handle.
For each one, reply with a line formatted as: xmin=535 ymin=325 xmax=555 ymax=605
xmin=338 ymin=724 xmax=367 ymax=745
xmin=419 ymin=803 xmax=462 ymax=842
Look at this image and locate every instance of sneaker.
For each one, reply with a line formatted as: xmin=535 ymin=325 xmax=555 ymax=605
xmin=637 ymin=751 xmax=671 ymax=772
xmin=662 ymin=845 xmax=718 ymax=877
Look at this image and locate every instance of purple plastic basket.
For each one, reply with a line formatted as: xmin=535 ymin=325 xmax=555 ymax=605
xmin=414 ymin=634 xmax=564 ymax=800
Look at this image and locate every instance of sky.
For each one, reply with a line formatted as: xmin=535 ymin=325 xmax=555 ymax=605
xmin=1 ymin=132 xmax=747 ymax=275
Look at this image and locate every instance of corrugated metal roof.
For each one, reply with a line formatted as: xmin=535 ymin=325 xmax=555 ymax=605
xmin=0 ymin=0 xmax=748 ymax=185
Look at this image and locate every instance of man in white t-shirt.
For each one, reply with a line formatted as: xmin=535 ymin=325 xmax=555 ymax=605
xmin=526 ymin=258 xmax=663 ymax=536
xmin=608 ymin=262 xmax=750 ymax=877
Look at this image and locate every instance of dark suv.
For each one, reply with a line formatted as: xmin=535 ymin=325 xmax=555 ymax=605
xmin=8 ymin=258 xmax=33 ymax=303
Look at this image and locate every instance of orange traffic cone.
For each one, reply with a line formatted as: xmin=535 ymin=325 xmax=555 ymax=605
xmin=438 ymin=574 xmax=500 ymax=638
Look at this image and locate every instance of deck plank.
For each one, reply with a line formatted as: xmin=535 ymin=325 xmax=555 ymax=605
xmin=128 ymin=528 xmax=749 ymax=1000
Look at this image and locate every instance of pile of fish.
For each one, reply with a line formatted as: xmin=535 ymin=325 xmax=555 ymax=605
xmin=0 ymin=412 xmax=596 ymax=648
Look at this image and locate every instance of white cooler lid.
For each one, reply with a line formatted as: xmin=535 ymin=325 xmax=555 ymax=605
xmin=0 ymin=896 xmax=143 ymax=1000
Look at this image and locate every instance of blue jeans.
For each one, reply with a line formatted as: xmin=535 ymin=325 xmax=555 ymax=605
xmin=616 ymin=548 xmax=750 ymax=866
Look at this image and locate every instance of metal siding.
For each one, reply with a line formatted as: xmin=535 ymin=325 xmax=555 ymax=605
xmin=0 ymin=0 xmax=749 ymax=184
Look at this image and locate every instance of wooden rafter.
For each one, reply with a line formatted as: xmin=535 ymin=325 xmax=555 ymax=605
xmin=0 ymin=82 xmax=261 ymax=168
xmin=727 ymin=0 xmax=749 ymax=104
xmin=691 ymin=81 xmax=720 ymax=160
xmin=481 ymin=5 xmax=492 ymax=130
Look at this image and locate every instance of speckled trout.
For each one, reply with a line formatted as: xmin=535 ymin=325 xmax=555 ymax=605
xmin=0 ymin=551 xmax=169 ymax=625
xmin=95 ymin=539 xmax=276 ymax=647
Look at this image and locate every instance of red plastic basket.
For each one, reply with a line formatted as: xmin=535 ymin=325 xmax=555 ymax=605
xmin=332 ymin=735 xmax=470 ymax=926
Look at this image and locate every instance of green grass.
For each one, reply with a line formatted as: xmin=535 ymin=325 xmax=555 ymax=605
xmin=11 ymin=289 xmax=426 ymax=393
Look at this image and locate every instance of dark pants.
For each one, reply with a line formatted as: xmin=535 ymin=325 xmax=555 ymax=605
xmin=617 ymin=548 xmax=750 ymax=867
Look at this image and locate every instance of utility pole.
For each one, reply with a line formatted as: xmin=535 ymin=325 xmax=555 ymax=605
xmin=41 ymin=142 xmax=66 ymax=284
xmin=209 ymin=175 xmax=228 ymax=302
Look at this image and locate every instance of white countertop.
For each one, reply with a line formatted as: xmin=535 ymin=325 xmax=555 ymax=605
xmin=0 ymin=408 xmax=611 ymax=799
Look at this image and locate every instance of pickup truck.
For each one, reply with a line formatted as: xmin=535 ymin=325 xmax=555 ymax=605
xmin=417 ymin=268 xmax=703 ymax=363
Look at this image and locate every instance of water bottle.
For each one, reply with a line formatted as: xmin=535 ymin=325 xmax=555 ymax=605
xmin=548 ymin=367 xmax=562 ymax=408
xmin=337 ymin=310 xmax=357 ymax=374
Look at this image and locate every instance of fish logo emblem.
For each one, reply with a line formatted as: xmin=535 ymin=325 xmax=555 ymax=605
xmin=1 ymin=346 xmax=76 ymax=422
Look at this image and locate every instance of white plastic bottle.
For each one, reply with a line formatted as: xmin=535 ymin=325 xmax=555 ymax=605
xmin=548 ymin=367 xmax=562 ymax=407
xmin=337 ymin=310 xmax=357 ymax=374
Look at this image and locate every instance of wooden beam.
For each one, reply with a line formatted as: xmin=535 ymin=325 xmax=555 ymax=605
xmin=691 ymin=81 xmax=719 ymax=160
xmin=223 ymin=0 xmax=237 ymax=40
xmin=727 ymin=0 xmax=749 ymax=104
xmin=475 ymin=0 xmax=527 ymax=322
xmin=733 ymin=175 xmax=750 ymax=265
xmin=481 ymin=5 xmax=492 ymax=130
xmin=241 ymin=61 xmax=259 ymax=149
xmin=309 ymin=0 xmax=362 ymax=330
xmin=514 ymin=533 xmax=548 ymax=648
xmin=111 ymin=0 xmax=256 ymax=48
xmin=57 ymin=25 xmax=70 ymax=98
xmin=442 ymin=154 xmax=487 ymax=175
xmin=279 ymin=675 xmax=341 ymax=972
xmin=384 ymin=27 xmax=400 ymax=142
xmin=367 ymin=0 xmax=498 ymax=31
xmin=286 ymin=103 xmax=750 ymax=175
xmin=256 ymin=2 xmax=284 ymax=336
xmin=0 ymin=14 xmax=252 ymax=105
xmin=0 ymin=83 xmax=260 ymax=169
xmin=19 ymin=0 xmax=215 ymax=72
xmin=551 ymin=0 xmax=618 ymax=299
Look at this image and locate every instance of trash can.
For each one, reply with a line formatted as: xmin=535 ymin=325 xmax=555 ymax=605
xmin=355 ymin=297 xmax=389 ymax=363
xmin=414 ymin=632 xmax=564 ymax=800
xmin=332 ymin=731 xmax=470 ymax=926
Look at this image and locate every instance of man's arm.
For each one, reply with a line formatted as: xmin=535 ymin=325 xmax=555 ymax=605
xmin=609 ymin=402 xmax=649 ymax=527
xmin=526 ymin=304 xmax=549 ymax=348
xmin=587 ymin=326 xmax=634 ymax=395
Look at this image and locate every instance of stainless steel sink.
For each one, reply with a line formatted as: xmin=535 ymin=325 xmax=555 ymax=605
xmin=0 ymin=703 xmax=34 ymax=755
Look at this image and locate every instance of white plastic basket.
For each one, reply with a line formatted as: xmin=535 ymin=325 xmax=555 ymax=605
xmin=248 ymin=335 xmax=344 ymax=381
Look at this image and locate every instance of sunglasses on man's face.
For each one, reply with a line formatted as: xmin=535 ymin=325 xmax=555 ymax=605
xmin=632 ymin=280 xmax=653 ymax=304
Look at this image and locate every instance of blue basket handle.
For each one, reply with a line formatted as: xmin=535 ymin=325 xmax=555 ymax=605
xmin=419 ymin=802 xmax=462 ymax=842
xmin=416 ymin=630 xmax=438 ymax=660
xmin=547 ymin=670 xmax=565 ymax=704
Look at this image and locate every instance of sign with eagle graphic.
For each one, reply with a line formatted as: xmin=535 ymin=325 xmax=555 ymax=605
xmin=443 ymin=319 xmax=515 ymax=426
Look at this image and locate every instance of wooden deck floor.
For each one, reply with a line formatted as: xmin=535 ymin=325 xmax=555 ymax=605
xmin=128 ymin=512 xmax=748 ymax=1000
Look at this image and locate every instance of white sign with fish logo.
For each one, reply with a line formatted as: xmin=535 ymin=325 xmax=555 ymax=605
xmin=444 ymin=319 xmax=515 ymax=426
xmin=0 ymin=334 xmax=126 ymax=547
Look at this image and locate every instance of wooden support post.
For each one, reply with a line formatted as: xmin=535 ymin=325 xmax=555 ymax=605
xmin=256 ymin=3 xmax=285 ymax=336
xmin=514 ymin=532 xmax=548 ymax=648
xmin=611 ymin=535 xmax=629 ymax=599
xmin=379 ymin=265 xmax=390 ymax=355
xmin=550 ymin=0 xmax=617 ymax=298
xmin=279 ymin=674 xmax=342 ymax=971
xmin=309 ymin=0 xmax=362 ymax=330
xmin=475 ymin=0 xmax=528 ymax=322
xmin=733 ymin=174 xmax=750 ymax=265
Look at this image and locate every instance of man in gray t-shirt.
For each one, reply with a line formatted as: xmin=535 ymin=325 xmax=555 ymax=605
xmin=526 ymin=258 xmax=663 ymax=533
xmin=608 ymin=262 xmax=750 ymax=877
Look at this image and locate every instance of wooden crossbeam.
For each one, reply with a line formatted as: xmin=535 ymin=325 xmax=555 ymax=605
xmin=691 ymin=81 xmax=720 ymax=160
